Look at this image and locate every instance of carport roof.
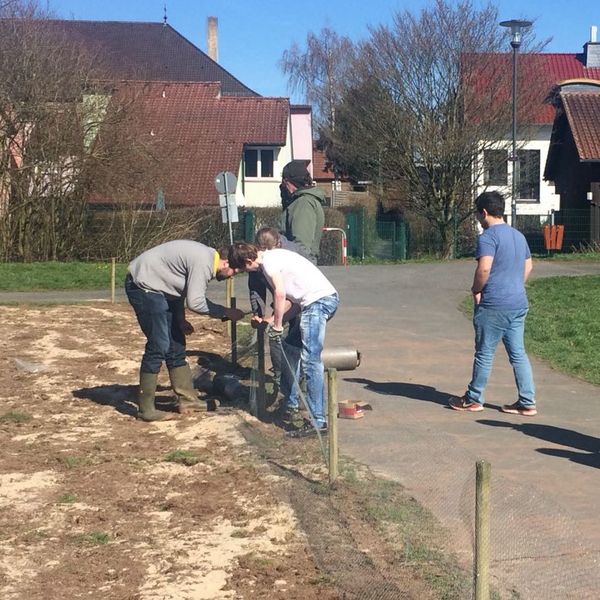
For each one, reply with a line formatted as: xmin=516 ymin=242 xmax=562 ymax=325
xmin=562 ymin=92 xmax=600 ymax=161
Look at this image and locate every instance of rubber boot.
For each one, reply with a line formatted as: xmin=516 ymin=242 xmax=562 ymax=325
xmin=137 ymin=372 xmax=176 ymax=422
xmin=168 ymin=365 xmax=207 ymax=413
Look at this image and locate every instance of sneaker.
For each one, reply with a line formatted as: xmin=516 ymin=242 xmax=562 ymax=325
xmin=448 ymin=395 xmax=484 ymax=412
xmin=286 ymin=420 xmax=328 ymax=439
xmin=501 ymin=402 xmax=537 ymax=417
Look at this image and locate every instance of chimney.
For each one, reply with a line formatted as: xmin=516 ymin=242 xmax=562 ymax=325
xmin=584 ymin=25 xmax=600 ymax=67
xmin=207 ymin=16 xmax=218 ymax=62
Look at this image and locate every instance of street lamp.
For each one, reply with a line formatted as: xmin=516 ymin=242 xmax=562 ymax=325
xmin=500 ymin=18 xmax=532 ymax=227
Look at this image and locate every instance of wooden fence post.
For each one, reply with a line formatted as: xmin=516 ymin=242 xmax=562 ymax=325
xmin=327 ymin=368 xmax=339 ymax=485
xmin=230 ymin=296 xmax=237 ymax=366
xmin=110 ymin=257 xmax=116 ymax=304
xmin=256 ymin=327 xmax=266 ymax=420
xmin=475 ymin=460 xmax=491 ymax=600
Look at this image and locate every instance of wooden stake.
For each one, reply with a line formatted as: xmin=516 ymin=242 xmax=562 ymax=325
xmin=230 ymin=296 xmax=237 ymax=366
xmin=475 ymin=460 xmax=491 ymax=600
xmin=110 ymin=257 xmax=116 ymax=304
xmin=256 ymin=327 xmax=266 ymax=420
xmin=327 ymin=368 xmax=339 ymax=485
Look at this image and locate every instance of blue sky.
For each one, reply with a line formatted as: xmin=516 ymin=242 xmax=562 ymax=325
xmin=50 ymin=0 xmax=600 ymax=99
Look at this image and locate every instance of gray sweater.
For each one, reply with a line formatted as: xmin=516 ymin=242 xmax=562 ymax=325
xmin=128 ymin=240 xmax=226 ymax=317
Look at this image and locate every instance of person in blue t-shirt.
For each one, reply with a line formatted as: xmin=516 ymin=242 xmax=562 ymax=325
xmin=449 ymin=191 xmax=537 ymax=416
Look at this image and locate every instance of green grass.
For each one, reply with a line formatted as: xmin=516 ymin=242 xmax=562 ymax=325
xmin=76 ymin=531 xmax=110 ymax=545
xmin=526 ymin=275 xmax=600 ymax=384
xmin=62 ymin=456 xmax=89 ymax=469
xmin=545 ymin=252 xmax=600 ymax=262
xmin=230 ymin=529 xmax=249 ymax=538
xmin=0 ymin=261 xmax=128 ymax=291
xmin=347 ymin=255 xmax=447 ymax=265
xmin=461 ymin=275 xmax=600 ymax=385
xmin=0 ymin=411 xmax=32 ymax=423
xmin=58 ymin=493 xmax=78 ymax=504
xmin=163 ymin=449 xmax=201 ymax=466
xmin=341 ymin=464 xmax=472 ymax=599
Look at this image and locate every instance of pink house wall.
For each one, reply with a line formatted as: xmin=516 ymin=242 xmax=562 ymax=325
xmin=290 ymin=106 xmax=313 ymax=176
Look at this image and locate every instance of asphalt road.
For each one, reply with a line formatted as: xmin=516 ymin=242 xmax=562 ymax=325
xmin=322 ymin=261 xmax=600 ymax=600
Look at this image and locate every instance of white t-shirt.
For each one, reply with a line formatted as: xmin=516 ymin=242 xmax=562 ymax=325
xmin=260 ymin=249 xmax=337 ymax=308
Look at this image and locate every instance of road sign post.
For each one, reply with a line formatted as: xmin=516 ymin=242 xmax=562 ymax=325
xmin=215 ymin=171 xmax=239 ymax=244
xmin=215 ymin=171 xmax=240 ymax=365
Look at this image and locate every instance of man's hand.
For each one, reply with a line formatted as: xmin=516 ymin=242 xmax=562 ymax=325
xmin=182 ymin=320 xmax=195 ymax=335
xmin=223 ymin=307 xmax=245 ymax=322
xmin=472 ymin=291 xmax=482 ymax=305
xmin=267 ymin=324 xmax=284 ymax=344
xmin=250 ymin=315 xmax=268 ymax=330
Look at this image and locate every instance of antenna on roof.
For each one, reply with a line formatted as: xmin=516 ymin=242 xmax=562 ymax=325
xmin=163 ymin=2 xmax=168 ymax=26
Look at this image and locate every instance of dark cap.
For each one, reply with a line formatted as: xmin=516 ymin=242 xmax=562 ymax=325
xmin=282 ymin=160 xmax=311 ymax=188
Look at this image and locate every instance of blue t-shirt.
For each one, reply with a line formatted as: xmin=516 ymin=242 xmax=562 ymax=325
xmin=477 ymin=223 xmax=531 ymax=310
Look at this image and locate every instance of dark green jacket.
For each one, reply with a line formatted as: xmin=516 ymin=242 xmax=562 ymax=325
xmin=280 ymin=186 xmax=326 ymax=261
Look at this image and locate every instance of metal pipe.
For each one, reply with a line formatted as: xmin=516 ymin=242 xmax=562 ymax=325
xmin=511 ymin=43 xmax=519 ymax=226
xmin=322 ymin=347 xmax=361 ymax=371
xmin=500 ymin=19 xmax=531 ymax=227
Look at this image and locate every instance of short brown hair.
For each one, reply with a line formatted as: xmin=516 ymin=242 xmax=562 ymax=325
xmin=475 ymin=191 xmax=505 ymax=217
xmin=255 ymin=227 xmax=281 ymax=250
xmin=228 ymin=242 xmax=259 ymax=270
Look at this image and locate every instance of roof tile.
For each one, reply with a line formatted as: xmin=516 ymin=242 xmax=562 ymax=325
xmin=0 ymin=19 xmax=257 ymax=96
xmin=470 ymin=52 xmax=600 ymax=124
xmin=561 ymin=92 xmax=600 ymax=160
xmin=105 ymin=81 xmax=288 ymax=205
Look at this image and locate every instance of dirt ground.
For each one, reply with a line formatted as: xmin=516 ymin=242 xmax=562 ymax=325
xmin=0 ymin=302 xmax=451 ymax=600
xmin=0 ymin=303 xmax=349 ymax=600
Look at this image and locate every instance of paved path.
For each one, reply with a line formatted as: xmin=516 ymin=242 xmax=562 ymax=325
xmin=2 ymin=260 xmax=600 ymax=598
xmin=322 ymin=261 xmax=600 ymax=600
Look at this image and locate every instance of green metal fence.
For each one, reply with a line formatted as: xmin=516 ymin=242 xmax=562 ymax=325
xmin=515 ymin=209 xmax=594 ymax=254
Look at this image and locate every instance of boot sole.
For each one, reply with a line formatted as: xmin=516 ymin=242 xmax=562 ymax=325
xmin=136 ymin=412 xmax=177 ymax=422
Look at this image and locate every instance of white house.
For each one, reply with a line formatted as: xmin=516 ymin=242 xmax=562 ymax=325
xmin=475 ymin=27 xmax=600 ymax=220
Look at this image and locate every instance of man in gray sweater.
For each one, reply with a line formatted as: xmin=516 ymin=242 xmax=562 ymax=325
xmin=125 ymin=240 xmax=244 ymax=421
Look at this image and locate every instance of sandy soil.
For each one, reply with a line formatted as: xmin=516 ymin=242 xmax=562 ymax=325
xmin=0 ymin=303 xmax=340 ymax=599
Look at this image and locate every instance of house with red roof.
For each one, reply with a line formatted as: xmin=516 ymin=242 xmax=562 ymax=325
xmin=0 ymin=18 xmax=313 ymax=209
xmin=474 ymin=29 xmax=600 ymax=221
xmin=95 ymin=80 xmax=293 ymax=207
xmin=544 ymin=82 xmax=600 ymax=245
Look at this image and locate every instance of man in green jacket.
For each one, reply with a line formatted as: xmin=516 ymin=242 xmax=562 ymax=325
xmin=280 ymin=160 xmax=326 ymax=264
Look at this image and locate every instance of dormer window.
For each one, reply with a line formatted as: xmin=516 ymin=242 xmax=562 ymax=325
xmin=244 ymin=147 xmax=276 ymax=178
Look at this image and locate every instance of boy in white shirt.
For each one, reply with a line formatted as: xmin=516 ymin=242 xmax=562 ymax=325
xmin=228 ymin=242 xmax=339 ymax=437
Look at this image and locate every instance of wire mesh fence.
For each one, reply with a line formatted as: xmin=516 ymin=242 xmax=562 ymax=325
xmin=239 ymin=324 xmax=600 ymax=600
xmin=515 ymin=209 xmax=597 ymax=255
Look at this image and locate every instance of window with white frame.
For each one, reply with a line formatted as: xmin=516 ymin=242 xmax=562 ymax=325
xmin=517 ymin=149 xmax=540 ymax=201
xmin=244 ymin=148 xmax=275 ymax=178
xmin=483 ymin=149 xmax=508 ymax=186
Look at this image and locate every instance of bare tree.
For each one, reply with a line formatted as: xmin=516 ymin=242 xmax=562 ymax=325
xmin=0 ymin=2 xmax=171 ymax=261
xmin=328 ymin=0 xmax=549 ymax=257
xmin=280 ymin=27 xmax=356 ymax=134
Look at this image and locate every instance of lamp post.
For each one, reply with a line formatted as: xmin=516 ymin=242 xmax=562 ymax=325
xmin=500 ymin=19 xmax=532 ymax=227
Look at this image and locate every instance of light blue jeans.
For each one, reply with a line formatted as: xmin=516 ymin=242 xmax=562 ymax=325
xmin=466 ymin=306 xmax=535 ymax=407
xmin=284 ymin=293 xmax=339 ymax=427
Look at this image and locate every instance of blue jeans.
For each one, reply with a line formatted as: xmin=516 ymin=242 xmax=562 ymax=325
xmin=278 ymin=318 xmax=302 ymax=392
xmin=125 ymin=275 xmax=187 ymax=374
xmin=284 ymin=293 xmax=339 ymax=427
xmin=466 ymin=305 xmax=535 ymax=407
